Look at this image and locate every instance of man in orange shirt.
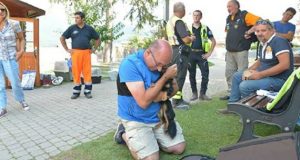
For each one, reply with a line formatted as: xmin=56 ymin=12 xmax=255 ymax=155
xmin=220 ymin=0 xmax=261 ymax=103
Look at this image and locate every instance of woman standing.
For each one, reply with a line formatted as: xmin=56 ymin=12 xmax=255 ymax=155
xmin=0 ymin=2 xmax=29 ymax=118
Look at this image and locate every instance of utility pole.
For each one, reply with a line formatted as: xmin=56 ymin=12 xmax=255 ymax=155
xmin=165 ymin=0 xmax=169 ymax=21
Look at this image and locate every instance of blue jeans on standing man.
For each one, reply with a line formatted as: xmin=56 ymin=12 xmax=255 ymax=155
xmin=229 ymin=71 xmax=285 ymax=102
xmin=0 ymin=59 xmax=25 ymax=109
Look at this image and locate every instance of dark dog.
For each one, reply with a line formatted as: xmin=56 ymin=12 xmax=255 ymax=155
xmin=158 ymin=78 xmax=177 ymax=139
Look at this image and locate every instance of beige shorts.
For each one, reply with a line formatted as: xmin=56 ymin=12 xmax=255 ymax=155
xmin=121 ymin=119 xmax=185 ymax=159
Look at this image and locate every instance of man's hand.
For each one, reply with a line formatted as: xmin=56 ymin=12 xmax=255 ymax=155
xmin=91 ymin=48 xmax=96 ymax=54
xmin=248 ymin=70 xmax=262 ymax=80
xmin=190 ymin=35 xmax=196 ymax=42
xmin=67 ymin=49 xmax=73 ymax=55
xmin=163 ymin=64 xmax=177 ymax=79
xmin=243 ymin=70 xmax=262 ymax=80
xmin=242 ymin=70 xmax=252 ymax=80
xmin=202 ymin=52 xmax=212 ymax=59
xmin=153 ymin=91 xmax=168 ymax=102
xmin=244 ymin=31 xmax=251 ymax=39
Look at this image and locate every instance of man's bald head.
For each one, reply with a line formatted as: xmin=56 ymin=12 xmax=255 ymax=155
xmin=146 ymin=40 xmax=173 ymax=72
xmin=150 ymin=39 xmax=172 ymax=57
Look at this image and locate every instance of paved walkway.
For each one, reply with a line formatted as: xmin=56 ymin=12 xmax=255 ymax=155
xmin=0 ymin=81 xmax=119 ymax=160
xmin=0 ymin=57 xmax=227 ymax=160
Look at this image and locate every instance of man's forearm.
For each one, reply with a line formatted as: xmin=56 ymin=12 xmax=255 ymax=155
xmin=209 ymin=37 xmax=216 ymax=53
xmin=94 ymin=39 xmax=101 ymax=50
xmin=142 ymin=75 xmax=170 ymax=106
xmin=60 ymin=37 xmax=69 ymax=51
xmin=248 ymin=60 xmax=260 ymax=70
xmin=259 ymin=62 xmax=289 ymax=78
xmin=276 ymin=32 xmax=294 ymax=41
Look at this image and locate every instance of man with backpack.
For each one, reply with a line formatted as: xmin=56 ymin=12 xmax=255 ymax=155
xmin=188 ymin=10 xmax=216 ymax=101
xmin=219 ymin=0 xmax=261 ymax=104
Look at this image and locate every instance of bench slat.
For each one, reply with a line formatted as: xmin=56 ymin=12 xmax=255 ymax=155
xmin=255 ymin=96 xmax=272 ymax=108
xmin=244 ymin=95 xmax=266 ymax=107
xmin=239 ymin=94 xmax=257 ymax=104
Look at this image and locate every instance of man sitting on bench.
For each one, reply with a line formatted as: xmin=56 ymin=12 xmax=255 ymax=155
xmin=219 ymin=19 xmax=294 ymax=114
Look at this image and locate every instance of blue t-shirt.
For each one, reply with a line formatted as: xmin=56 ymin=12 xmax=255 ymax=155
xmin=273 ymin=21 xmax=295 ymax=35
xmin=257 ymin=36 xmax=294 ymax=80
xmin=118 ymin=50 xmax=161 ymax=123
xmin=62 ymin=24 xmax=99 ymax=49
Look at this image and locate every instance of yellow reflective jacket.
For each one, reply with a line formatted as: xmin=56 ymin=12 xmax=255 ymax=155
xmin=188 ymin=24 xmax=212 ymax=53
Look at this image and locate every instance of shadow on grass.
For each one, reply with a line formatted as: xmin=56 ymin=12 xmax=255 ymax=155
xmin=53 ymin=98 xmax=284 ymax=160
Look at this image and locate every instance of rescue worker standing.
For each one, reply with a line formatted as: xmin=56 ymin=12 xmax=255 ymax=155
xmin=60 ymin=11 xmax=100 ymax=99
xmin=188 ymin=10 xmax=216 ymax=101
xmin=166 ymin=2 xmax=195 ymax=108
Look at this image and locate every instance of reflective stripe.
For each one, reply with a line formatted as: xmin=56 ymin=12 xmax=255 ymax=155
xmin=172 ymin=91 xmax=182 ymax=99
xmin=84 ymin=89 xmax=91 ymax=93
xmin=73 ymin=89 xmax=81 ymax=93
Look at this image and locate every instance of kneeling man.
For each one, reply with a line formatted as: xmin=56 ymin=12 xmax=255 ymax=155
xmin=114 ymin=40 xmax=186 ymax=160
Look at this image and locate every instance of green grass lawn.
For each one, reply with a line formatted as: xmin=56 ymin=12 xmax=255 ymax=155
xmin=53 ymin=98 xmax=284 ymax=160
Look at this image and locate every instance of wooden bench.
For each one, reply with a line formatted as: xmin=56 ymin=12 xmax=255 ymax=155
xmin=227 ymin=75 xmax=300 ymax=142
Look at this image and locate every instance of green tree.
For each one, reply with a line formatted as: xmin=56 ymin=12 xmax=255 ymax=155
xmin=49 ymin=0 xmax=124 ymax=63
xmin=50 ymin=0 xmax=169 ymax=61
xmin=122 ymin=0 xmax=160 ymax=29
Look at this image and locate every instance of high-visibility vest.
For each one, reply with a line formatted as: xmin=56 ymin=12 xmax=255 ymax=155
xmin=188 ymin=24 xmax=212 ymax=53
xmin=166 ymin=15 xmax=190 ymax=46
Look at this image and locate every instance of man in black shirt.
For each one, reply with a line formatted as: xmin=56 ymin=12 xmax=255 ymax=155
xmin=60 ymin=11 xmax=100 ymax=99
xmin=188 ymin=10 xmax=216 ymax=101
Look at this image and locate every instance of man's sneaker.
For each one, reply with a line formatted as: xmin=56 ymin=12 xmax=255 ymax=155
xmin=71 ymin=94 xmax=80 ymax=99
xmin=0 ymin=109 xmax=7 ymax=118
xmin=84 ymin=93 xmax=93 ymax=99
xmin=220 ymin=95 xmax=230 ymax=100
xmin=199 ymin=94 xmax=212 ymax=101
xmin=20 ymin=101 xmax=29 ymax=111
xmin=174 ymin=99 xmax=190 ymax=110
xmin=114 ymin=123 xmax=126 ymax=144
xmin=190 ymin=93 xmax=198 ymax=101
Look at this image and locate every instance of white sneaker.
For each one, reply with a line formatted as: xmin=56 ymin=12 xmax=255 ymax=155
xmin=20 ymin=101 xmax=29 ymax=111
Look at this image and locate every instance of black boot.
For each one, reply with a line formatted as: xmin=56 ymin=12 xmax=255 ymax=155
xmin=71 ymin=85 xmax=81 ymax=99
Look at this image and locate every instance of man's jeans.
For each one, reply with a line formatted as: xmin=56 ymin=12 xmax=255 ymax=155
xmin=0 ymin=59 xmax=25 ymax=109
xmin=229 ymin=71 xmax=285 ymax=102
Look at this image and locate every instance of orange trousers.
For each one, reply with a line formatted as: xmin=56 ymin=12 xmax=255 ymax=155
xmin=71 ymin=49 xmax=92 ymax=85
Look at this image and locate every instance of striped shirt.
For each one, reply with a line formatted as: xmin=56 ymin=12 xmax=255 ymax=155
xmin=0 ymin=20 xmax=22 ymax=60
